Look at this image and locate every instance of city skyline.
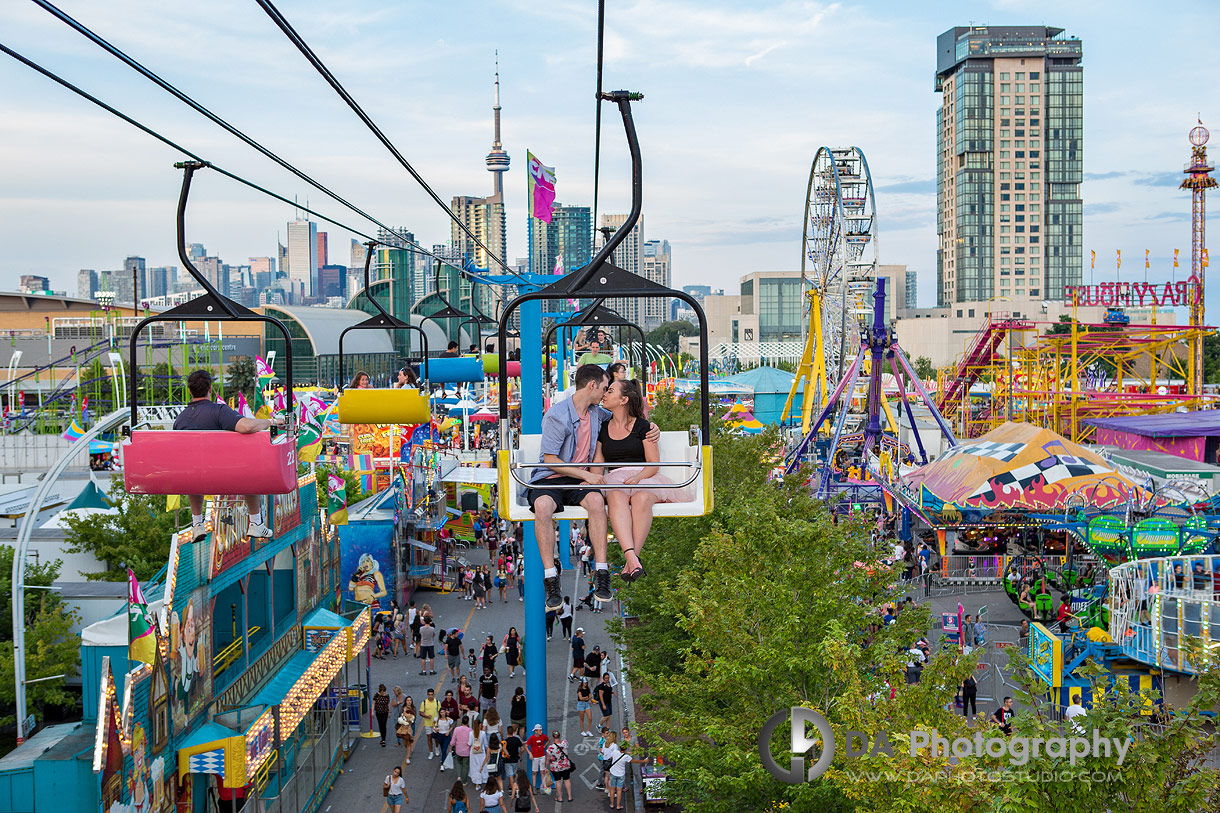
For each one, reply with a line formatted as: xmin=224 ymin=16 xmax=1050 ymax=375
xmin=1 ymin=1 xmax=1217 ymax=316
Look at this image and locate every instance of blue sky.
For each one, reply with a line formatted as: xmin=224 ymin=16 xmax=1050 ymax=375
xmin=1 ymin=0 xmax=1217 ymax=313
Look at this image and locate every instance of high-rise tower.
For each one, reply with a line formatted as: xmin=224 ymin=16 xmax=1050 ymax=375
xmin=935 ymin=26 xmax=1083 ymax=306
xmin=485 ymin=52 xmax=510 ymax=199
xmin=452 ymin=55 xmax=508 ymax=271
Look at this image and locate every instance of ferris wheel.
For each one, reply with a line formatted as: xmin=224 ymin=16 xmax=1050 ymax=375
xmin=801 ymin=146 xmax=879 ymax=387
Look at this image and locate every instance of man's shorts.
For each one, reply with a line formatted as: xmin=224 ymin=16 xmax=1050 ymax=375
xmin=525 ymin=476 xmax=600 ymax=514
xmin=531 ymin=755 xmax=547 ymax=773
xmin=447 ymin=654 xmax=460 ymax=668
xmin=550 ymin=767 xmax=572 ymax=781
xmin=421 ymin=645 xmax=435 ymax=659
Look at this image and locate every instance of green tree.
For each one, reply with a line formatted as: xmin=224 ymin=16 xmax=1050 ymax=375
xmin=226 ymin=356 xmax=258 ymax=402
xmin=913 ymin=355 xmax=936 ymax=380
xmin=0 ymin=548 xmax=81 ymax=734
xmin=1204 ymin=333 xmax=1220 ymax=385
xmin=646 ymin=320 xmax=698 ymax=353
xmin=62 ymin=479 xmax=178 ymax=581
xmin=315 ymin=464 xmax=373 ymax=508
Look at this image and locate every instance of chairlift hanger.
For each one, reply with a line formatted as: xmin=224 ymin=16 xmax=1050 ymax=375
xmin=544 ymin=304 xmax=649 ymax=392
xmin=495 ymin=90 xmax=712 ymax=520
xmin=123 ymin=162 xmax=298 ymax=496
xmin=335 ymin=243 xmax=432 ymax=425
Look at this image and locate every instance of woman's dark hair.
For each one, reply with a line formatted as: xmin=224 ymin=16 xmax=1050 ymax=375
xmin=392 ymin=766 xmax=402 ymax=776
xmin=399 ymin=366 xmax=419 ymax=386
xmin=513 ymin=686 xmax=524 ymax=697
xmin=449 ymin=780 xmax=467 ymax=801
xmin=515 ymin=769 xmax=532 ymax=794
xmin=378 ymin=683 xmax=386 ymax=692
xmin=615 ymin=379 xmax=646 ymax=420
xmin=350 ymin=370 xmax=371 ymax=389
xmin=607 ymin=361 xmax=627 ymax=379
xmin=483 ymin=776 xmax=500 ymax=795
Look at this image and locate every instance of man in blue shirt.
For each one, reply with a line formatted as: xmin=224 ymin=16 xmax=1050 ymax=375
xmin=523 ymin=364 xmax=658 ymax=609
xmin=173 ymin=370 xmax=281 ymax=542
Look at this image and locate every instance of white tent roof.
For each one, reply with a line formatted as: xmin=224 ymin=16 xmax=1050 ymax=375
xmin=41 ymin=506 xmax=117 ymax=530
xmin=82 ymin=598 xmax=166 ymax=647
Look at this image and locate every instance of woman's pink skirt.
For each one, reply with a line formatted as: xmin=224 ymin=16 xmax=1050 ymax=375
xmin=603 ymin=466 xmax=694 ymax=502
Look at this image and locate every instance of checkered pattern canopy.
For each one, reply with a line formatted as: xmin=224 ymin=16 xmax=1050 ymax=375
xmin=903 ymin=421 xmax=1137 ymax=510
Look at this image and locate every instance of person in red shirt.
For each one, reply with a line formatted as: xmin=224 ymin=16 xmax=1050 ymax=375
xmin=525 ymin=724 xmax=552 ymax=795
xmin=1057 ymin=598 xmax=1073 ymax=633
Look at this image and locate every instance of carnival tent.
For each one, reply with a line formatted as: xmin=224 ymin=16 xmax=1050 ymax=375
xmin=902 ymin=421 xmax=1138 ymax=511
xmin=723 ymin=366 xmax=802 ymax=425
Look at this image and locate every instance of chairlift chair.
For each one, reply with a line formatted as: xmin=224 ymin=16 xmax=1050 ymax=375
xmin=123 ymin=162 xmax=299 ymax=495
xmin=335 ymin=243 xmax=432 ymax=425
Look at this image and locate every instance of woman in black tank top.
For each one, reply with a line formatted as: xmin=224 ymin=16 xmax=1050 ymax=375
xmin=593 ymin=379 xmax=667 ymax=583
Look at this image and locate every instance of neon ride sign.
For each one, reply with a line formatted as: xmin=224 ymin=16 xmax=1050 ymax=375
xmin=1062 ymin=279 xmax=1199 ymax=308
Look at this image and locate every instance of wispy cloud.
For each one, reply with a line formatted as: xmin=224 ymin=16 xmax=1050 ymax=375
xmin=878 ymin=179 xmax=935 ymax=195
xmin=1085 ymin=202 xmax=1121 ymax=215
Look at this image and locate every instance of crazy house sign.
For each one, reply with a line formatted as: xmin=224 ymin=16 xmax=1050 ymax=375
xmin=1062 ymin=279 xmax=1198 ymax=308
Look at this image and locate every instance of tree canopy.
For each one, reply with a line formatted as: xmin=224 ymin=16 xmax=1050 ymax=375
xmin=620 ymin=391 xmax=1220 ymax=811
xmin=62 ymin=478 xmax=178 ymax=581
xmin=647 ymin=320 xmax=698 ymax=353
xmin=0 ymin=548 xmax=80 ymax=737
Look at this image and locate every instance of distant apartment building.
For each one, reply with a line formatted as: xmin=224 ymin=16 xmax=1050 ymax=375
xmin=77 ymin=269 xmax=98 ymax=300
xmin=905 ymin=270 xmax=919 ymax=310
xmin=529 ymin=203 xmax=592 ymax=276
xmin=18 ymin=275 xmax=51 ymax=294
xmin=286 ymin=219 xmax=317 ymax=295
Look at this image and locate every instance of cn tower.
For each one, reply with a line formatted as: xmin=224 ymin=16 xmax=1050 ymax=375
xmin=485 ymin=52 xmax=510 ymax=201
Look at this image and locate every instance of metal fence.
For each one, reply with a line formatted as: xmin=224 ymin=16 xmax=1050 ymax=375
xmin=256 ymin=705 xmax=345 ymax=813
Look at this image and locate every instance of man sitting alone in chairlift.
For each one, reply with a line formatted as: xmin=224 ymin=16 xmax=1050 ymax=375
xmin=174 ymin=369 xmax=282 ymax=542
xmin=577 ymin=340 xmax=613 ymax=367
xmin=524 ymin=364 xmax=659 ymax=610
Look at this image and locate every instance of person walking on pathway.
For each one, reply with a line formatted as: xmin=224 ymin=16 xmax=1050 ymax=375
xmin=594 ymin=671 xmax=615 ymax=730
xmin=435 ymin=708 xmax=454 ymax=770
xmin=421 ymin=688 xmax=441 ymax=758
xmin=583 ymin=645 xmax=603 ymax=683
xmin=419 ymin=617 xmax=438 ymax=675
xmin=512 ymin=769 xmax=539 ymax=812
xmin=525 ymin=724 xmax=551 ymax=794
xmin=479 ymin=665 xmax=499 ymax=713
xmin=478 ymin=776 xmax=504 ymax=812
xmin=558 ymin=597 xmax=574 ymax=640
xmin=569 ymin=628 xmax=586 ymax=682
xmin=501 ymin=725 xmax=522 ymax=796
xmin=446 ymin=628 xmax=464 ymax=681
xmin=508 ymin=687 xmax=527 ymax=734
xmin=447 ymin=780 xmax=469 ymax=813
xmin=502 ymin=627 xmax=522 ymax=678
xmin=384 ymin=766 xmax=407 ymax=813
xmin=545 ymin=730 xmax=575 ymax=802
xmin=474 ymin=568 xmax=488 ymax=609
xmin=575 ymin=678 xmax=593 ymax=736
xmin=605 ymin=738 xmax=642 ymax=811
xmin=373 ymin=684 xmax=391 ymax=747
xmin=961 ymin=674 xmax=978 ymax=720
xmin=482 ymin=636 xmax=499 ymax=674
xmin=450 ymin=714 xmax=474 ymax=781
xmin=469 ymin=718 xmax=491 ymax=788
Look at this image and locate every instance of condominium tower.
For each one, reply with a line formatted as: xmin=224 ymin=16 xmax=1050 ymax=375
xmin=935 ymin=25 xmax=1083 ymax=306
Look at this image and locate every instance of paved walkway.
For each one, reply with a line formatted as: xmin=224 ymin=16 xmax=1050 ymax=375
xmin=320 ymin=552 xmax=637 ymax=813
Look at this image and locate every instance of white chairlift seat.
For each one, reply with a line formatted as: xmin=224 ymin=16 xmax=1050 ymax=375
xmin=498 ymin=431 xmax=712 ymax=521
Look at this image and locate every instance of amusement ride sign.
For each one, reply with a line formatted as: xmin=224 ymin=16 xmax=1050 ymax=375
xmin=1062 ymin=279 xmax=1198 ymax=308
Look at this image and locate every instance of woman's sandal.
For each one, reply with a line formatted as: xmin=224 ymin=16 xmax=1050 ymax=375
xmin=620 ymin=547 xmax=646 ymax=583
